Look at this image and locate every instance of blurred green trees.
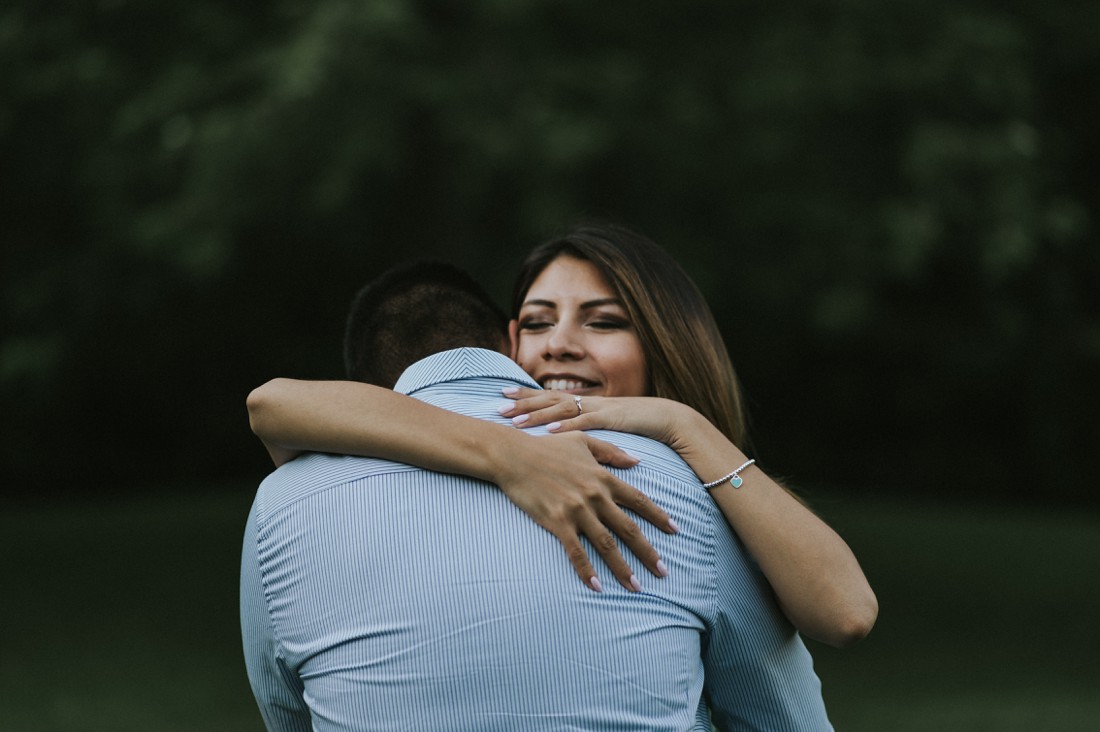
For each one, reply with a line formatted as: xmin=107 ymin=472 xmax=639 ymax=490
xmin=2 ymin=0 xmax=1096 ymax=501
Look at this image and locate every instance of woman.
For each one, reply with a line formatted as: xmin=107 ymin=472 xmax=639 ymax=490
xmin=248 ymin=222 xmax=877 ymax=647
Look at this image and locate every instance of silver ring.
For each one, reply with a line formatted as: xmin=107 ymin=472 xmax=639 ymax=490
xmin=574 ymin=396 xmax=583 ymax=415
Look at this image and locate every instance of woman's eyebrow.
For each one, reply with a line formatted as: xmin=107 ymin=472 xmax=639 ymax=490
xmin=520 ymin=299 xmax=557 ymax=309
xmin=580 ymin=298 xmax=623 ymax=310
xmin=520 ymin=297 xmax=623 ymax=310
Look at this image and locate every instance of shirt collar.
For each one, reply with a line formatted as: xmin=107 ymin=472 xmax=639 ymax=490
xmin=394 ymin=348 xmax=539 ymax=396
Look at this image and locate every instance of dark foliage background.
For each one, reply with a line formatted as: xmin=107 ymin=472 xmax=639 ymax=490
xmin=3 ymin=0 xmax=1098 ymax=503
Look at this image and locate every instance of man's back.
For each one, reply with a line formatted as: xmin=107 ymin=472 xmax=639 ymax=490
xmin=241 ymin=349 xmax=831 ymax=731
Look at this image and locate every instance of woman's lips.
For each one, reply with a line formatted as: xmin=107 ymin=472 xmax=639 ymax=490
xmin=541 ymin=378 xmax=595 ymax=392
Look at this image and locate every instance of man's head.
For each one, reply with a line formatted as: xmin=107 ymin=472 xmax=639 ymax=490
xmin=344 ymin=261 xmax=510 ymax=388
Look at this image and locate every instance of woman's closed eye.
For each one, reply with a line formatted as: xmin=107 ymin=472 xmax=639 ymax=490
xmin=517 ymin=317 xmax=553 ymax=333
xmin=588 ymin=317 xmax=629 ymax=331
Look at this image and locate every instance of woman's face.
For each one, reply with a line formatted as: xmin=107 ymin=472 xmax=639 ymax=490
xmin=511 ymin=255 xmax=649 ymax=397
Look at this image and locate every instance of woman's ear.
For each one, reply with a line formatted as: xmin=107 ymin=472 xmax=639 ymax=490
xmin=507 ymin=319 xmax=520 ymax=360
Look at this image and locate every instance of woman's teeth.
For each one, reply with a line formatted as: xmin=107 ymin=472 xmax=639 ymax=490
xmin=544 ymin=379 xmax=588 ymax=391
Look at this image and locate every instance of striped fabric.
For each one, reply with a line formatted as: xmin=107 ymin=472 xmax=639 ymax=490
xmin=241 ymin=348 xmax=833 ymax=731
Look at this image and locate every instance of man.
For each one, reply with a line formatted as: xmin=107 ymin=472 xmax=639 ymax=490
xmin=240 ymin=262 xmax=833 ymax=731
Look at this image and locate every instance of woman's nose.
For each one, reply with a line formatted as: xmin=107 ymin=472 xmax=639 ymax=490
xmin=543 ymin=323 xmax=584 ymax=360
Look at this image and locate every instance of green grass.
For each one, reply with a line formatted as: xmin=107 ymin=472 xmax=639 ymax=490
xmin=1 ymin=491 xmax=264 ymax=732
xmin=3 ymin=491 xmax=1098 ymax=731
xmin=810 ymin=498 xmax=1100 ymax=731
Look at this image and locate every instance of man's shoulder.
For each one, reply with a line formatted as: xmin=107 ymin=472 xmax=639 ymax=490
xmin=255 ymin=453 xmax=417 ymax=520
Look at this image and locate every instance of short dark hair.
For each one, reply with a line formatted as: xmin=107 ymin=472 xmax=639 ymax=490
xmin=344 ymin=261 xmax=508 ymax=387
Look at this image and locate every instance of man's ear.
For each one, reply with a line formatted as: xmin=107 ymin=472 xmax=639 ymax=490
xmin=507 ymin=319 xmax=520 ymax=360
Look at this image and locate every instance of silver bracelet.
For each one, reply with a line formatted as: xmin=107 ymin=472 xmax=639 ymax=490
xmin=702 ymin=459 xmax=756 ymax=490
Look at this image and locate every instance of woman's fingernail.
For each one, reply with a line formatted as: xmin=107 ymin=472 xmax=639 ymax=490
xmin=630 ymin=575 xmax=643 ymax=592
xmin=546 ymin=421 xmax=561 ymax=432
xmin=502 ymin=386 xmax=519 ymax=395
xmin=589 ymin=576 xmax=603 ymax=592
xmin=656 ymin=560 xmax=669 ymax=577
xmin=668 ymin=519 xmax=680 ymax=533
xmin=497 ymin=400 xmax=515 ymax=415
xmin=511 ymin=414 xmax=529 ymax=425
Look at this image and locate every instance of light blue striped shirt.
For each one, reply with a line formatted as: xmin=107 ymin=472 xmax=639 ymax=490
xmin=241 ymin=348 xmax=832 ymax=731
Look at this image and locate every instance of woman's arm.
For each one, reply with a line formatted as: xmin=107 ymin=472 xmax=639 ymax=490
xmin=501 ymin=390 xmax=879 ymax=648
xmin=246 ymin=378 xmax=677 ymax=591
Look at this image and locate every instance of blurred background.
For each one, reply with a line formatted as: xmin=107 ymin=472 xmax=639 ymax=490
xmin=3 ymin=0 xmax=1098 ymax=729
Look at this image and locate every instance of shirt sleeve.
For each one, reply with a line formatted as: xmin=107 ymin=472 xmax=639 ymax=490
xmin=702 ymin=524 xmax=834 ymax=732
xmin=240 ymin=497 xmax=313 ymax=732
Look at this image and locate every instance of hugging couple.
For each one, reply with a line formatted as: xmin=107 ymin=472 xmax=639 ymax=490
xmin=240 ymin=221 xmax=876 ymax=731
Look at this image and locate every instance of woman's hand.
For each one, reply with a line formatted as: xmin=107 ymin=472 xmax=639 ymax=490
xmin=498 ymin=388 xmax=690 ymax=451
xmin=489 ymin=430 xmax=677 ymax=593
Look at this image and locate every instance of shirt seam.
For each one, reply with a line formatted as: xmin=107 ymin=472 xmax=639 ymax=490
xmin=259 ymin=462 xmax=422 ymax=520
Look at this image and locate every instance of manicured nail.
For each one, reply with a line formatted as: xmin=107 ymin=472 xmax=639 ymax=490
xmin=497 ymin=400 xmax=515 ymax=415
xmin=502 ymin=386 xmax=519 ymax=395
xmin=656 ymin=560 xmax=669 ymax=577
xmin=589 ymin=576 xmax=603 ymax=592
xmin=668 ymin=519 xmax=680 ymax=533
xmin=546 ymin=421 xmax=561 ymax=432
xmin=629 ymin=575 xmax=643 ymax=592
xmin=511 ymin=414 xmax=529 ymax=425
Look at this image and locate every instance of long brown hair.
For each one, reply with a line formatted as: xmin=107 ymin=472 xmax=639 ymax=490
xmin=512 ymin=222 xmax=749 ymax=447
